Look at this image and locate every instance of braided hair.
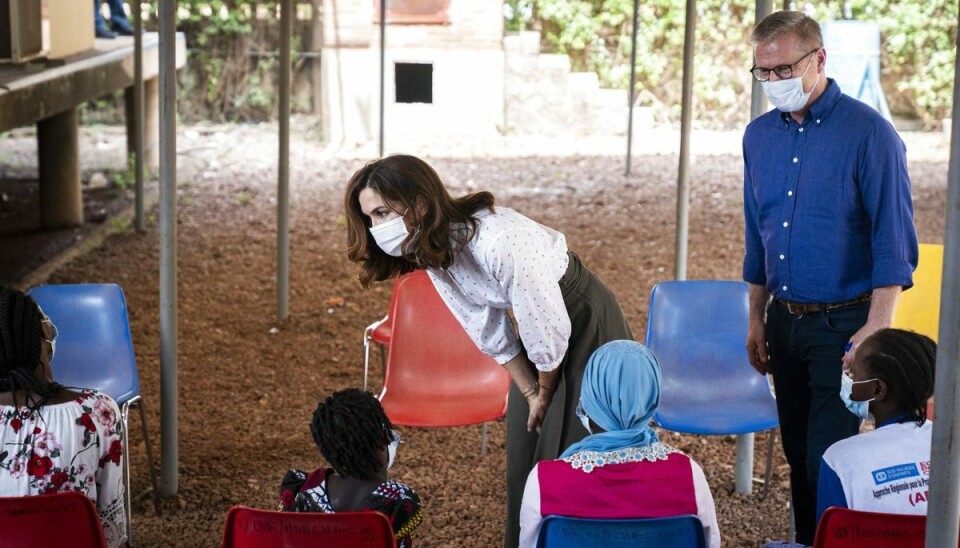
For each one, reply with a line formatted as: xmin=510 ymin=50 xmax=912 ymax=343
xmin=0 ymin=287 xmax=62 ymax=410
xmin=310 ymin=388 xmax=393 ymax=481
xmin=862 ymin=328 xmax=936 ymax=426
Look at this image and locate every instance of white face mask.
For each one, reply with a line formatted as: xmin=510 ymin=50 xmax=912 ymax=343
xmin=760 ymin=54 xmax=819 ymax=113
xmin=839 ymin=371 xmax=877 ymax=420
xmin=369 ymin=212 xmax=409 ymax=257
xmin=39 ymin=310 xmax=57 ymax=366
xmin=387 ymin=430 xmax=400 ymax=469
xmin=576 ymin=399 xmax=593 ymax=435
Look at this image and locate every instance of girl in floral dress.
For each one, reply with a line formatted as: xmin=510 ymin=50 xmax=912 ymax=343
xmin=0 ymin=287 xmax=126 ymax=547
xmin=278 ymin=388 xmax=422 ymax=547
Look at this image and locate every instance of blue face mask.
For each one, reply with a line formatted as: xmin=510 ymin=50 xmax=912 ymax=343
xmin=576 ymin=398 xmax=593 ymax=435
xmin=839 ymin=371 xmax=877 ymax=420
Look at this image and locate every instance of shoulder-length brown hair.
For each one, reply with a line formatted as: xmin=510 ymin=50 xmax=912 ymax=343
xmin=344 ymin=154 xmax=495 ymax=287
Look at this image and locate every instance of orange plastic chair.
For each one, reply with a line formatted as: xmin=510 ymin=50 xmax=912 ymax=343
xmin=0 ymin=492 xmax=107 ymax=547
xmin=892 ymin=243 xmax=943 ymax=342
xmin=376 ymin=270 xmax=510 ymax=454
xmin=222 ymin=506 xmax=396 ymax=548
xmin=813 ymin=507 xmax=941 ymax=547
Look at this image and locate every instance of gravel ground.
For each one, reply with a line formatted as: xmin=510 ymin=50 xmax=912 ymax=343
xmin=0 ymin=118 xmax=949 ymax=546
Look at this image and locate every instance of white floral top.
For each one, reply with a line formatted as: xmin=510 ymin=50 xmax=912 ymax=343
xmin=0 ymin=389 xmax=126 ymax=548
xmin=426 ymin=207 xmax=571 ymax=371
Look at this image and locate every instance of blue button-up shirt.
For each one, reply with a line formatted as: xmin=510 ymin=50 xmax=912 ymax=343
xmin=742 ymin=79 xmax=918 ymax=303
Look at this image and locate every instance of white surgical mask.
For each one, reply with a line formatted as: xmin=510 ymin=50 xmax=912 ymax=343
xmin=369 ymin=212 xmax=409 ymax=257
xmin=39 ymin=310 xmax=58 ymax=365
xmin=761 ymin=55 xmax=819 ymax=113
xmin=839 ymin=371 xmax=876 ymax=420
xmin=576 ymin=399 xmax=593 ymax=435
xmin=387 ymin=429 xmax=400 ymax=469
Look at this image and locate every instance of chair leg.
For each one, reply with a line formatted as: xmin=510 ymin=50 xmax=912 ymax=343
xmin=761 ymin=428 xmax=777 ymax=499
xmin=363 ymin=331 xmax=372 ymax=391
xmin=136 ymin=400 xmax=162 ymax=514
xmin=480 ymin=422 xmax=488 ymax=456
xmin=120 ymin=402 xmax=133 ymax=546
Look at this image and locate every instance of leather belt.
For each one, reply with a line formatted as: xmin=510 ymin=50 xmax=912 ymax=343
xmin=775 ymin=292 xmax=872 ymax=315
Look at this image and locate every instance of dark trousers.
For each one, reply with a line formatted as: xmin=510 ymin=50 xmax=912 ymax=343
xmin=503 ymin=252 xmax=632 ymax=548
xmin=766 ymin=300 xmax=867 ymax=545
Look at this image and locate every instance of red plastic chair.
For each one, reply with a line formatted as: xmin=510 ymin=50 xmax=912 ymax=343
xmin=0 ymin=492 xmax=107 ymax=547
xmin=376 ymin=270 xmax=510 ymax=454
xmin=363 ymin=276 xmax=400 ymax=391
xmin=222 ymin=506 xmax=396 ymax=548
xmin=813 ymin=507 xmax=944 ymax=547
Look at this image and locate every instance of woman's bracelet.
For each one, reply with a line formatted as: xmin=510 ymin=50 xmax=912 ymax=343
xmin=521 ymin=383 xmax=539 ymax=399
xmin=539 ymin=382 xmax=558 ymax=392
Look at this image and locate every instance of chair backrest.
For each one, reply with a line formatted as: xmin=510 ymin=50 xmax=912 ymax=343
xmin=27 ymin=283 xmax=141 ymax=405
xmin=644 ymin=280 xmax=778 ymax=435
xmin=892 ymin=243 xmax=943 ymax=342
xmin=378 ymin=270 xmax=510 ymax=427
xmin=222 ymin=506 xmax=396 ymax=548
xmin=813 ymin=507 xmax=933 ymax=547
xmin=536 ymin=515 xmax=707 ymax=548
xmin=0 ymin=491 xmax=107 ymax=547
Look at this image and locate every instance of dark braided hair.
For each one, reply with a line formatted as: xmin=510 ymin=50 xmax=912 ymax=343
xmin=310 ymin=388 xmax=393 ymax=481
xmin=861 ymin=328 xmax=936 ymax=426
xmin=0 ymin=286 xmax=61 ymax=410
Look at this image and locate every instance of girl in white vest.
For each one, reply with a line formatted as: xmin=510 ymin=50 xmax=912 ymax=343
xmin=817 ymin=328 xmax=936 ymax=524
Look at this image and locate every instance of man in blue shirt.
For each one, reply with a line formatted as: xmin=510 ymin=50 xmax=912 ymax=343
xmin=742 ymin=11 xmax=918 ymax=544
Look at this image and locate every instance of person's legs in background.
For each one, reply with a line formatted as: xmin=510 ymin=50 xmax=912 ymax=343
xmin=104 ymin=0 xmax=134 ymax=35
xmin=93 ymin=0 xmax=117 ymax=39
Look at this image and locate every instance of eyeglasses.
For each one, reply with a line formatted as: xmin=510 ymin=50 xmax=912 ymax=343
xmin=750 ymin=48 xmax=819 ymax=82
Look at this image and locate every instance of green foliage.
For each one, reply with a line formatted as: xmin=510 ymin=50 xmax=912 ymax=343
xmin=527 ymin=0 xmax=956 ymax=127
xmin=145 ymin=0 xmax=311 ymax=122
xmin=112 ymin=153 xmax=147 ymax=191
xmin=807 ymin=1 xmax=958 ymax=127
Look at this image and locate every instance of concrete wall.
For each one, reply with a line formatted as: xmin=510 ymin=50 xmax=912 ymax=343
xmin=320 ymin=0 xmax=504 ymax=146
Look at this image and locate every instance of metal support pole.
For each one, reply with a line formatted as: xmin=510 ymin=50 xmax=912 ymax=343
xmin=128 ymin=0 xmax=144 ymax=232
xmin=674 ymin=0 xmax=695 ymax=281
xmin=742 ymin=0 xmax=777 ymax=500
xmin=378 ymin=0 xmax=386 ymax=157
xmin=926 ymin=7 xmax=960 ymax=544
xmin=133 ymin=0 xmax=145 ymax=233
xmin=277 ymin=0 xmax=291 ymax=321
xmin=735 ymin=432 xmax=756 ymax=494
xmin=750 ymin=0 xmax=773 ymax=122
xmin=158 ymin=0 xmax=179 ymax=497
xmin=624 ymin=0 xmax=639 ymax=176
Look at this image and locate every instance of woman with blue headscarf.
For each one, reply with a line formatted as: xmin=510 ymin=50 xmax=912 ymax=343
xmin=518 ymin=340 xmax=720 ymax=548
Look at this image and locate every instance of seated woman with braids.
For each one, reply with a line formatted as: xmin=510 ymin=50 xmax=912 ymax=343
xmin=817 ymin=328 xmax=937 ymax=522
xmin=278 ymin=388 xmax=423 ymax=547
xmin=0 ymin=287 xmax=126 ymax=547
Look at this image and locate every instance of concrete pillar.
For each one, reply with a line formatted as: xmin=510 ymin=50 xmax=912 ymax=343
xmin=37 ymin=108 xmax=83 ymax=228
xmin=127 ymin=78 xmax=160 ymax=171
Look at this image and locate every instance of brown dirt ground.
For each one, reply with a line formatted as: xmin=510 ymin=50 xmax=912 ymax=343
xmin=0 ymin=122 xmax=949 ymax=547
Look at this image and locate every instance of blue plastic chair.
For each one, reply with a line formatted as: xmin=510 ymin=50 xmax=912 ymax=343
xmin=27 ymin=283 xmax=160 ymax=544
xmin=536 ymin=515 xmax=707 ymax=548
xmin=644 ymin=280 xmax=779 ymax=492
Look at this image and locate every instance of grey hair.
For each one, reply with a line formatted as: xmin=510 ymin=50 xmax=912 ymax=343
xmin=751 ymin=10 xmax=823 ymax=50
